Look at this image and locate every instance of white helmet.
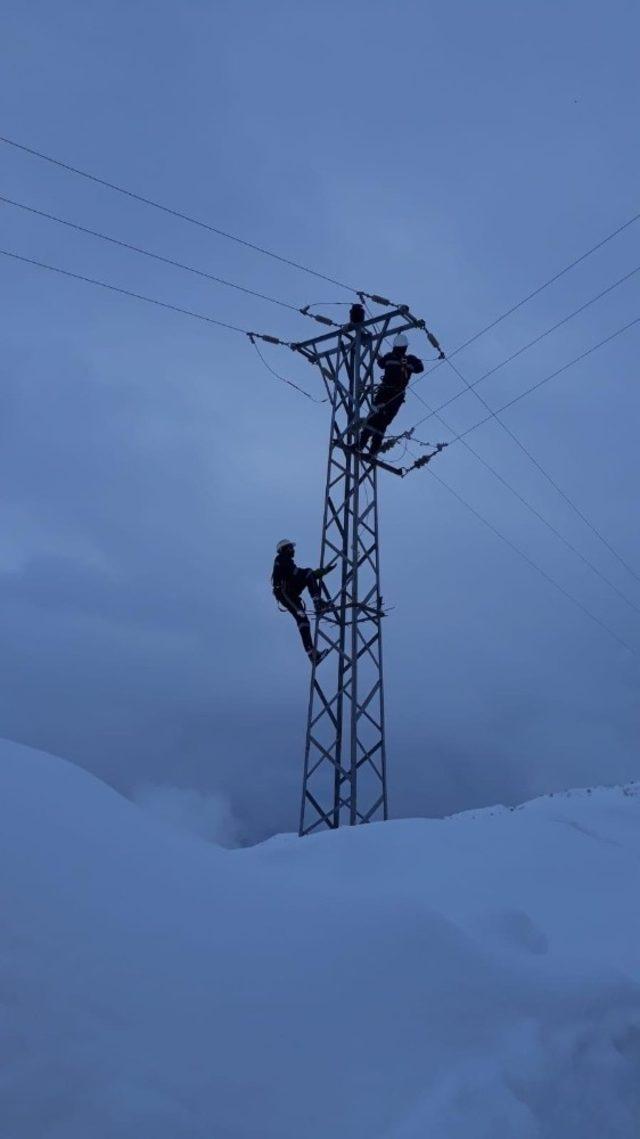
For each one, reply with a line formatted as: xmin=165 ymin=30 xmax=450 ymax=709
xmin=277 ymin=538 xmax=295 ymax=552
xmin=393 ymin=333 xmax=409 ymax=349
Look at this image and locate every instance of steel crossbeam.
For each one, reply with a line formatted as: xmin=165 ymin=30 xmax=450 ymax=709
xmin=297 ymin=309 xmax=415 ymax=835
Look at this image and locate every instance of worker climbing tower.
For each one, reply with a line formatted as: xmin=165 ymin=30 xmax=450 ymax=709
xmin=293 ymin=304 xmax=428 ymax=836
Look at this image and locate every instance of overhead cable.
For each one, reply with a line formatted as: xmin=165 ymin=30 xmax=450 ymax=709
xmin=429 ymin=468 xmax=635 ymax=656
xmin=452 ymin=316 xmax=640 ymax=441
xmin=359 ymin=302 xmax=640 ymax=595
xmin=408 ymin=262 xmax=640 ymax=427
xmin=444 ymin=354 xmax=640 ymax=590
xmin=412 ymin=379 xmax=640 ymax=618
xmin=3 ymin=242 xmax=635 ymax=653
xmin=0 ymin=247 xmax=288 ymax=344
xmin=416 ymin=205 xmax=640 ymax=372
xmin=0 ymin=193 xmax=301 ymax=311
xmin=0 ymin=134 xmax=358 ymax=292
xmin=407 ymin=319 xmax=640 ymax=586
xmin=4 ymin=133 xmax=639 ymax=359
xmin=249 ymin=337 xmax=326 ymax=404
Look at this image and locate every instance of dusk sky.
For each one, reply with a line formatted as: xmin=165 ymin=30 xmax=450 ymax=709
xmin=1 ymin=0 xmax=639 ymax=842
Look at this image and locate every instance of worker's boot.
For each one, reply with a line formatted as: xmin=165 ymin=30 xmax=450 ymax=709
xmin=307 ymin=646 xmax=329 ymax=666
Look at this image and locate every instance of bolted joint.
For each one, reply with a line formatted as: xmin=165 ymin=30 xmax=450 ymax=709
xmin=426 ymin=329 xmax=445 ymax=357
xmin=360 ymin=291 xmax=392 ymax=306
xmin=300 ymin=305 xmax=339 ymax=327
xmin=248 ymin=331 xmax=287 ymax=346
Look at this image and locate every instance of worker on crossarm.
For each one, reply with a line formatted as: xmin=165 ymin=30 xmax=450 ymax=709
xmin=272 ymin=539 xmax=337 ymax=665
xmin=359 ymin=333 xmax=424 ymax=455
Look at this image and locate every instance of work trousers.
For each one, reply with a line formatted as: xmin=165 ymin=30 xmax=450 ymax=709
xmin=360 ymin=392 xmax=405 ymax=454
xmin=279 ymin=569 xmax=322 ymax=654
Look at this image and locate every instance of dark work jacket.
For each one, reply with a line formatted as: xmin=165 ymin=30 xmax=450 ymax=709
xmin=375 ymin=350 xmax=424 ymax=403
xmin=272 ymin=551 xmax=298 ymax=602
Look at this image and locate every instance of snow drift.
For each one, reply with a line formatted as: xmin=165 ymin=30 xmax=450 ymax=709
xmin=1 ymin=738 xmax=639 ymax=1138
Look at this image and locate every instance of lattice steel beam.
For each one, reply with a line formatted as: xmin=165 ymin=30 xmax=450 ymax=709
xmin=296 ymin=308 xmax=418 ymax=835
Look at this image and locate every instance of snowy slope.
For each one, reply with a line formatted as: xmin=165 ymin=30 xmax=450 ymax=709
xmin=1 ymin=739 xmax=639 ymax=1139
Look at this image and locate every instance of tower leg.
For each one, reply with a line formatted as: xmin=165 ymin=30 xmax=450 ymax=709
xmin=299 ymin=317 xmax=395 ymax=835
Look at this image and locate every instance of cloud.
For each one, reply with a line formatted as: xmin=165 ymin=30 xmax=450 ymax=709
xmin=132 ymin=783 xmax=244 ymax=848
xmin=1 ymin=3 xmax=639 ymax=847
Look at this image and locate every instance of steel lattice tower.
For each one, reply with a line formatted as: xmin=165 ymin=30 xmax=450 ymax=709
xmin=293 ymin=307 xmax=420 ymax=836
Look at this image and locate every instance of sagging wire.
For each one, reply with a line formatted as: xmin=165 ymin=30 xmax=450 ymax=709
xmin=396 ymin=437 xmax=409 ymax=463
xmin=1 ymin=246 xmax=296 ymax=339
xmin=0 ymin=134 xmax=362 ymax=293
xmin=249 ymin=336 xmax=327 ymax=404
xmin=299 ymin=304 xmax=341 ymax=328
xmin=0 ymin=193 xmax=388 ymax=338
xmin=269 ymin=288 xmax=639 ymax=641
xmin=402 ymin=443 xmax=448 ymax=474
xmin=254 ymin=292 xmax=448 ymax=471
xmin=403 ymin=438 xmax=420 ymax=465
xmin=303 ymin=301 xmax=353 ymax=308
xmin=379 ymin=429 xmax=448 ymax=476
xmin=375 ymin=431 xmax=448 ymax=476
xmin=0 ymin=193 xmax=306 ymax=315
xmin=410 ymin=318 xmax=447 ymax=361
xmin=398 ymin=345 xmax=640 ymax=617
xmin=357 ymin=290 xmax=446 ymax=358
xmin=428 ymin=466 xmax=636 ymax=656
xmin=358 ymin=290 xmax=407 ymax=310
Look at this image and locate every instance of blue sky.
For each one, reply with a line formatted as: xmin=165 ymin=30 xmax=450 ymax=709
xmin=1 ymin=0 xmax=639 ymax=840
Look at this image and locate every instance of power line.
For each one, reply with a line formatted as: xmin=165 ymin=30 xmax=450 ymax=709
xmin=294 ymin=303 xmax=640 ymax=648
xmin=0 ymin=247 xmax=322 ymax=404
xmin=399 ymin=202 xmax=640 ymax=407
xmin=395 ymin=292 xmax=640 ymax=589
xmin=419 ymin=320 xmax=640 ymax=586
xmin=249 ymin=337 xmax=326 ymax=404
xmin=7 ymin=241 xmax=637 ymax=593
xmin=320 ymin=299 xmax=640 ymax=597
xmin=5 ymin=138 xmax=635 ymax=683
xmin=432 ymin=204 xmax=640 ymax=363
xmin=3 ymin=250 xmax=633 ymax=671
xmin=0 ymin=193 xmax=301 ymax=312
xmin=428 ymin=467 xmax=635 ymax=656
xmin=364 ymin=261 xmax=640 ymax=474
xmin=0 ymin=134 xmax=357 ymax=293
xmin=408 ymin=262 xmax=640 ymax=428
xmin=5 ymin=134 xmax=639 ymax=592
xmin=454 ymin=316 xmax=640 ymax=440
xmin=4 ymin=133 xmax=638 ymax=365
xmin=448 ymin=353 xmax=640 ymax=589
xmin=0 ymin=247 xmax=333 ymax=408
xmin=406 ymin=369 xmax=640 ymax=618
xmin=0 ymin=247 xmax=253 ymax=332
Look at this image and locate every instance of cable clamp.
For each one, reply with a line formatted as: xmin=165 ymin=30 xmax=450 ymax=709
xmin=359 ymin=290 xmax=410 ymax=313
xmin=404 ymin=442 xmax=448 ymax=475
xmin=247 ymin=331 xmax=288 ymax=346
xmin=378 ymin=426 xmax=415 ymax=454
xmin=412 ymin=318 xmax=445 ymax=358
xmin=358 ymin=290 xmax=392 ymax=306
xmin=299 ymin=304 xmax=339 ymax=327
xmin=426 ymin=328 xmax=445 ymax=358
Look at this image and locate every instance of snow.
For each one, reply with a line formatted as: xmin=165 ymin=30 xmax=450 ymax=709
xmin=1 ymin=738 xmax=639 ymax=1138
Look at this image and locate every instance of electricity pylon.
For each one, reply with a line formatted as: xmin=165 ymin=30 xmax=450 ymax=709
xmin=293 ymin=305 xmax=421 ymax=836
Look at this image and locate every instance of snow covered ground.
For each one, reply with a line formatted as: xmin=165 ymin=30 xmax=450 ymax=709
xmin=1 ymin=738 xmax=639 ymax=1138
